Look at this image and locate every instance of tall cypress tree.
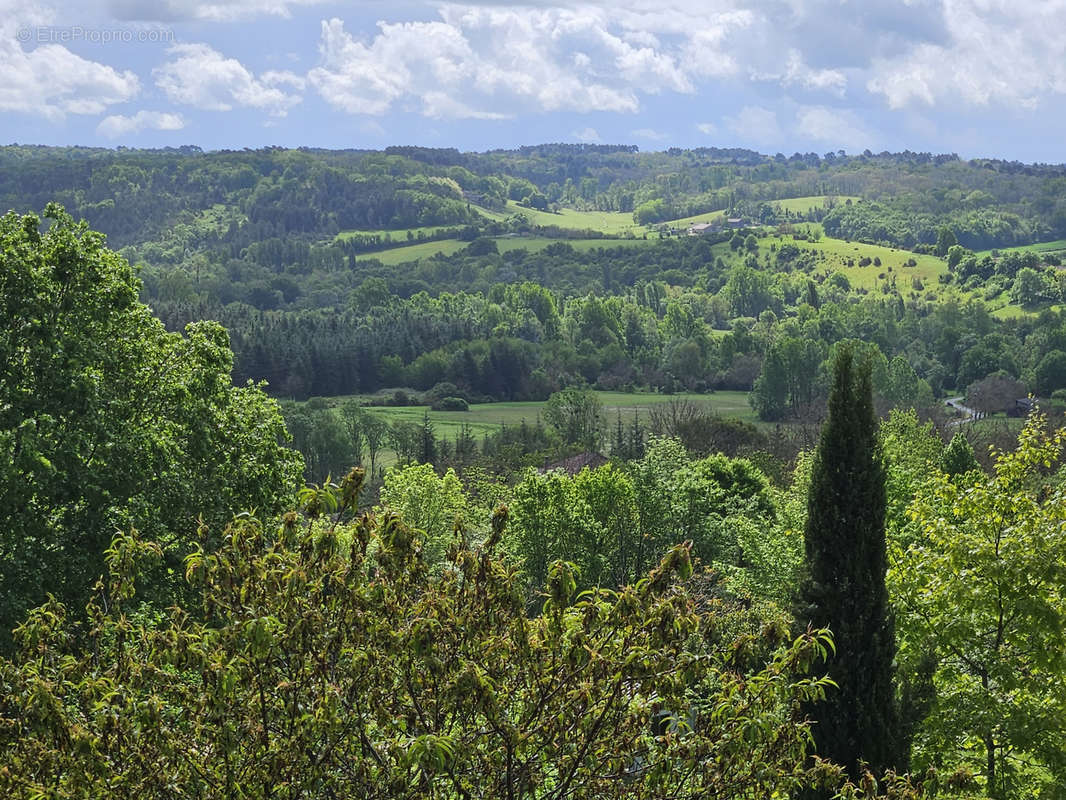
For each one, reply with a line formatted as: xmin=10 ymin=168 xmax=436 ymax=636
xmin=797 ymin=344 xmax=902 ymax=785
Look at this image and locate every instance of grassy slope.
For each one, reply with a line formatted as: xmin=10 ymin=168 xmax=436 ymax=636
xmin=345 ymin=195 xmax=865 ymax=266
xmin=975 ymin=239 xmax=1066 ymax=258
xmin=353 ymin=239 xmax=470 ymax=265
xmin=773 ymin=195 xmax=861 ymax=213
xmin=658 ymin=195 xmax=861 ymax=231
xmin=706 ymin=224 xmax=951 ymax=294
xmin=496 ymin=201 xmax=644 ymax=235
xmin=354 ymin=235 xmax=654 ymax=264
xmin=335 ymin=225 xmax=460 ymax=242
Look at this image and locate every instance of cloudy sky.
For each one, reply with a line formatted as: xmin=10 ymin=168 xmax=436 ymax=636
xmin=3 ymin=0 xmax=1066 ymax=160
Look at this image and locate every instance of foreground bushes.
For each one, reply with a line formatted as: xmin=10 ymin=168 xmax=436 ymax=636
xmin=0 ymin=468 xmax=917 ymax=799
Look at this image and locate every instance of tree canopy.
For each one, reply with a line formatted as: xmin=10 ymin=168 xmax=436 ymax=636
xmin=0 ymin=205 xmax=302 ymax=645
xmin=0 ymin=472 xmax=889 ymax=800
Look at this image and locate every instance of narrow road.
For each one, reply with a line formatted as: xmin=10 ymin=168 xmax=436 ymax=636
xmin=945 ymin=396 xmax=979 ymax=426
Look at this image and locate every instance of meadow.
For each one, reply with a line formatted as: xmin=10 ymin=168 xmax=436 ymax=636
xmin=335 ymin=224 xmax=460 ymax=242
xmin=658 ymin=195 xmax=860 ymax=231
xmin=324 ymin=390 xmax=754 ymax=467
xmin=359 ymin=390 xmax=754 ymax=437
xmin=773 ymin=195 xmax=861 ymax=214
xmin=708 ymin=224 xmax=951 ymax=295
xmin=485 ymin=201 xmax=645 ymax=235
xmin=975 ymin=238 xmax=1066 ymax=258
xmin=353 ymin=235 xmax=653 ymax=264
xmin=346 ymin=195 xmax=874 ymax=266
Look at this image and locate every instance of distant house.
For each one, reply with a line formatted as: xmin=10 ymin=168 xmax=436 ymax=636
xmin=541 ymin=451 xmax=608 ymax=475
xmin=686 ymin=222 xmax=715 ymax=236
xmin=726 ymin=217 xmax=748 ymax=229
xmin=1011 ymin=397 xmax=1036 ymax=417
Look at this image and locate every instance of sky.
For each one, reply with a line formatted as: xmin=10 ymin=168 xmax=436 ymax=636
xmin=3 ymin=0 xmax=1066 ymax=162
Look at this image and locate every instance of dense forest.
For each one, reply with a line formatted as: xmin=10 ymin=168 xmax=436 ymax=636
xmin=3 ymin=143 xmax=1066 ymax=798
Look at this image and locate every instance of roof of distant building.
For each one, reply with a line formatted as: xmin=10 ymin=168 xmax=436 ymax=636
xmin=541 ymin=451 xmax=609 ymax=475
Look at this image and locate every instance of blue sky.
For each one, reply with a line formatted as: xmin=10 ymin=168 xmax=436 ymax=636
xmin=3 ymin=0 xmax=1066 ymax=162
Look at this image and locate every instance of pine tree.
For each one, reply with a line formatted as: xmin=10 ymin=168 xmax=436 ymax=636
xmin=797 ymin=344 xmax=903 ymax=786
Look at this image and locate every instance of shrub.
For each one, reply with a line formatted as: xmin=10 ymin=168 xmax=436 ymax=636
xmin=432 ymin=396 xmax=470 ymax=411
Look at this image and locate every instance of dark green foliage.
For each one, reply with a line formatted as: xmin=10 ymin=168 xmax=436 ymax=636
xmin=696 ymin=454 xmax=776 ymax=518
xmin=544 ymin=387 xmax=603 ymax=450
xmin=941 ymin=432 xmax=980 ymax=477
xmin=935 ymin=226 xmax=957 ymax=257
xmin=0 ymin=206 xmax=302 ymax=647
xmin=1035 ymin=349 xmax=1066 ymax=396
xmin=431 ymin=396 xmax=469 ymax=411
xmin=797 ymin=344 xmax=903 ymax=785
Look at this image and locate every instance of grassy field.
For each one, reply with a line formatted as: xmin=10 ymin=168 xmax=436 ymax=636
xmin=490 ymin=201 xmax=645 ymax=235
xmin=354 ymin=235 xmax=654 ymax=264
xmin=359 ymin=391 xmax=754 ymax=437
xmin=324 ymin=390 xmax=753 ymax=468
xmin=975 ymin=239 xmax=1066 ymax=258
xmin=335 ymin=225 xmax=459 ymax=243
xmin=304 ymin=392 xmax=750 ymax=473
xmin=772 ymin=195 xmax=861 ymax=214
xmin=342 ymin=196 xmax=863 ymax=263
xmin=709 ymin=228 xmax=951 ymax=294
xmin=657 ymin=195 xmax=861 ymax=232
xmin=353 ymin=239 xmax=470 ymax=264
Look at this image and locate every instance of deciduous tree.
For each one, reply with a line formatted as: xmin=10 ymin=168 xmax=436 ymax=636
xmin=0 ymin=206 xmax=301 ymax=645
xmin=892 ymin=413 xmax=1066 ymax=798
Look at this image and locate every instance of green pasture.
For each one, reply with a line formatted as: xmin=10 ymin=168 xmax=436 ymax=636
xmin=317 ymin=390 xmax=754 ymax=468
xmin=353 ymin=235 xmax=653 ymax=265
xmin=658 ymin=195 xmax=860 ymax=232
xmin=771 ymin=195 xmax=860 ymax=214
xmin=358 ymin=391 xmax=754 ymax=438
xmin=335 ymin=225 xmax=460 ymax=243
xmin=713 ymin=230 xmax=950 ymax=294
xmin=353 ymin=239 xmax=470 ymax=264
xmin=494 ymin=201 xmax=644 ymax=235
xmin=975 ymin=239 xmax=1066 ymax=258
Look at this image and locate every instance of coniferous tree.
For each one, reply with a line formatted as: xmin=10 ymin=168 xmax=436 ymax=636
xmin=797 ymin=344 xmax=903 ymax=786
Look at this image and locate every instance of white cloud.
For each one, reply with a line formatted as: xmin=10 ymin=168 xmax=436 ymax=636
xmin=421 ymin=91 xmax=510 ymax=120
xmin=780 ymin=49 xmax=846 ymax=95
xmin=726 ymin=105 xmax=782 ymax=146
xmin=795 ymin=106 xmax=871 ymax=151
xmin=301 ymin=3 xmax=886 ymax=122
xmin=307 ymin=8 xmax=703 ymax=119
xmin=632 ymin=127 xmax=667 ymax=140
xmin=0 ymin=3 xmax=139 ymax=117
xmin=308 ymin=18 xmax=477 ymax=116
xmin=96 ymin=109 xmax=184 ymax=137
xmin=867 ymin=0 xmax=1066 ymax=109
xmin=154 ymin=43 xmax=301 ymax=115
xmin=678 ymin=10 xmax=752 ymax=78
xmin=572 ymin=126 xmax=601 ymax=142
xmin=696 ymin=121 xmax=717 ymax=135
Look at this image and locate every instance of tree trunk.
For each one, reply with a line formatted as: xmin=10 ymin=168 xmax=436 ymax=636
xmin=986 ymin=734 xmax=997 ymax=799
